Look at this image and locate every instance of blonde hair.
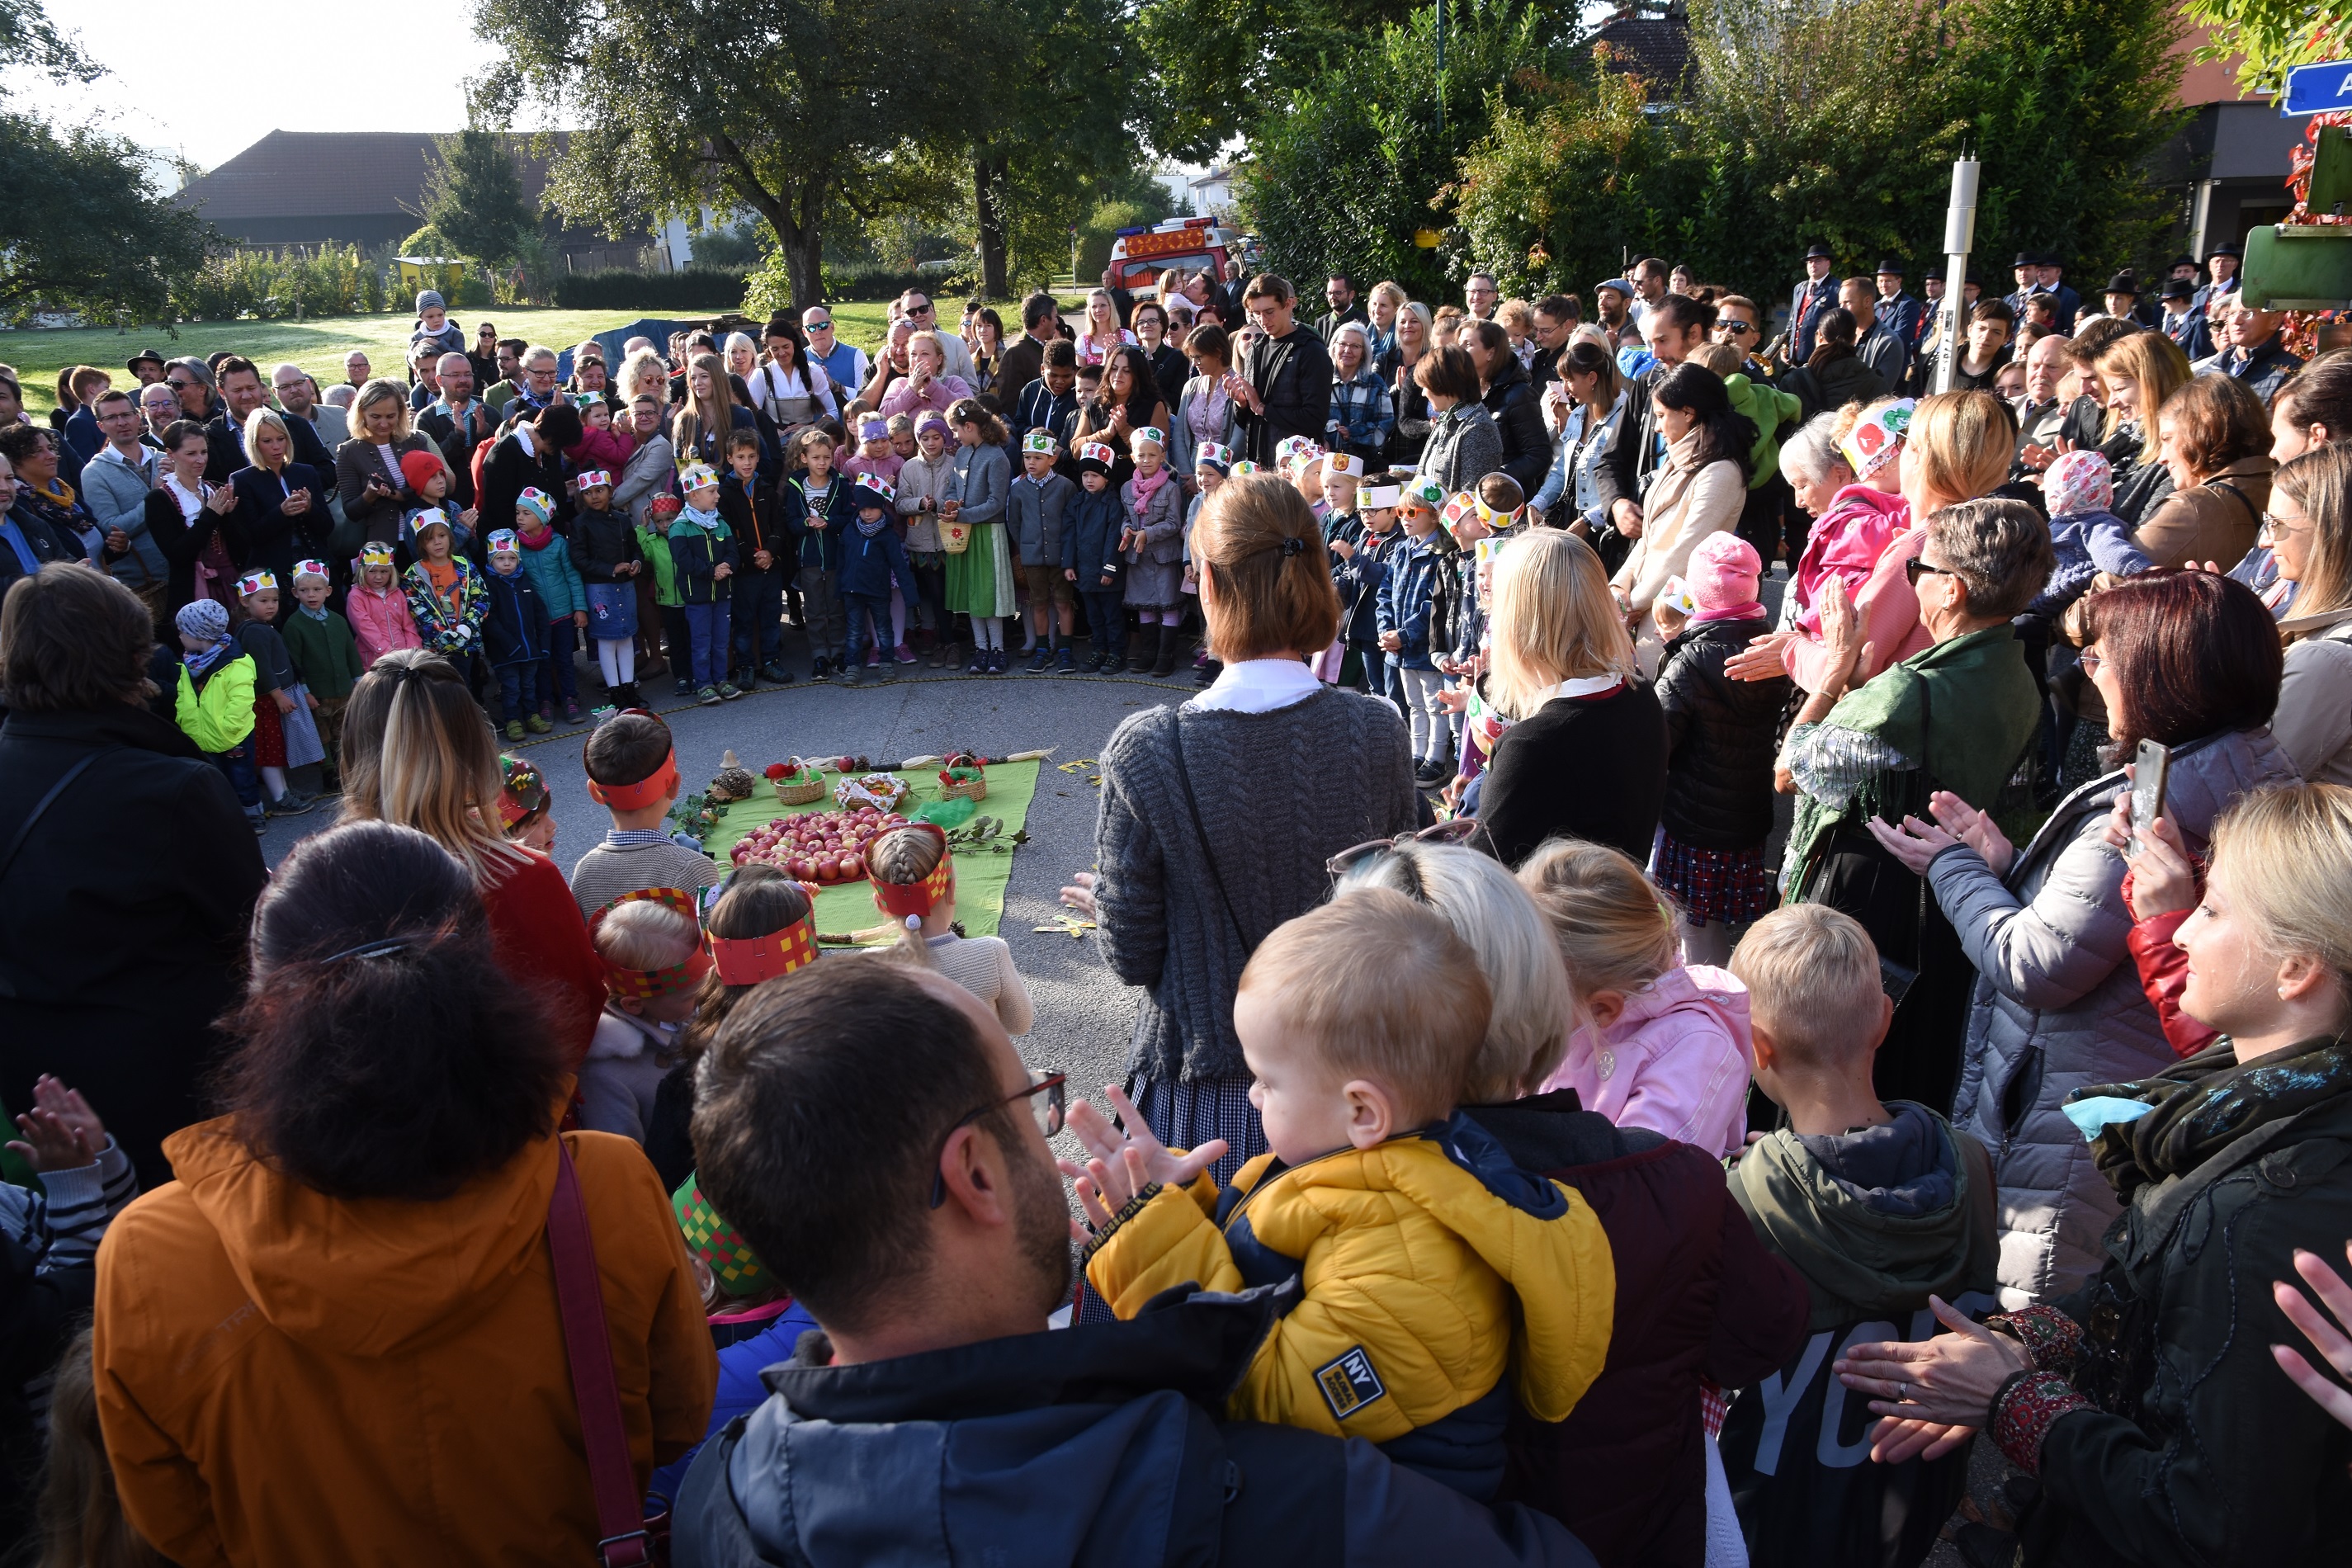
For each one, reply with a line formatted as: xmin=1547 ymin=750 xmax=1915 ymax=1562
xmin=906 ymin=329 xmax=951 ymax=375
xmin=1397 ymin=300 xmax=1433 ymax=347
xmin=1687 ymin=342 xmax=1743 ymax=377
xmin=242 ymin=407 xmax=295 ymax=468
xmin=594 ymin=898 xmax=698 ymax=977
xmin=2278 ymin=444 xmax=2352 ymax=638
xmin=682 ymin=867 xmax=813 ymax=1058
xmin=1730 ymin=904 xmax=1885 ymax=1070
xmin=351 ymin=378 xmax=413 ymax=442
xmin=2207 ymin=782 xmax=2352 ymax=1006
xmin=1240 ymin=886 xmax=1491 ymax=1121
xmin=1195 ymin=476 xmax=1341 ymax=660
xmin=1517 ymin=839 xmax=1679 ymax=1002
xmin=1337 ymin=843 xmax=1575 ymax=1098
xmin=338 ymin=649 xmax=519 ymax=886
xmin=2095 ymin=331 xmax=2192 ymax=442
xmin=35 ymin=1329 xmax=168 ymax=1568
xmin=618 ymin=347 xmax=669 ymax=404
xmin=868 ymin=824 xmax=951 ymax=964
xmin=1497 ymin=299 xmax=1535 ymax=337
xmin=1371 ymin=280 xmax=1409 ymax=314
xmin=1906 ymin=389 xmax=2013 ymax=510
xmin=1485 ymin=529 xmax=1634 ymax=718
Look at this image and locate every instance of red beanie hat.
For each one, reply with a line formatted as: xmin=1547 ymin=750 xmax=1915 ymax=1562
xmin=399 ymin=449 xmax=446 ymax=494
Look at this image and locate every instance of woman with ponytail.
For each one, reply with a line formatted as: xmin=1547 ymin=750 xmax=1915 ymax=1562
xmin=866 ymin=821 xmax=1032 ymax=1034
xmin=89 ymin=819 xmax=715 ymax=1566
xmin=335 ymin=648 xmax=604 ymax=1059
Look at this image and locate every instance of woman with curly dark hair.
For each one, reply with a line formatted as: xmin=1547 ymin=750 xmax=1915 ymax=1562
xmin=88 ymin=819 xmax=715 ymax=1567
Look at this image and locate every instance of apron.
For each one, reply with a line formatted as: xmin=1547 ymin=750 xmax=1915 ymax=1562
xmin=279 ymin=683 xmax=328 ymax=768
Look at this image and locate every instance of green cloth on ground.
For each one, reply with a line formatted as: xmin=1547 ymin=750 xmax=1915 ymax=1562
xmin=698 ymin=760 xmax=1041 ymax=939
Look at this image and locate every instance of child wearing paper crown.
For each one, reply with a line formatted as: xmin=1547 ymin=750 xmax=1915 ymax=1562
xmin=347 ymin=541 xmax=423 ymax=669
xmin=568 ymin=468 xmax=646 ymax=710
xmin=896 ymin=412 xmax=956 ymax=664
xmin=498 ymin=751 xmax=557 ymax=852
xmin=865 ymin=822 xmax=1033 ymax=1034
xmin=1331 ymin=470 xmax=1403 ymax=697
xmin=569 ymin=710 xmax=722 ymax=918
xmin=1783 ymin=399 xmax=1912 ymax=647
xmin=583 ymin=888 xmax=711 ymax=1142
xmin=512 ymin=486 xmax=590 ymax=724
xmin=1064 ymin=440 xmax=1127 ymax=672
xmin=1651 ymin=531 xmax=1792 ymax=967
xmin=482 ymin=529 xmax=551 ymax=740
xmin=1182 ymin=442 xmax=1233 ymax=686
xmin=281 ymin=559 xmax=361 ymax=791
xmin=232 ymin=570 xmax=322 ymax=817
xmin=1380 ymin=475 xmax=1457 ymax=784
xmin=403 ymin=511 xmax=485 ymax=662
xmin=1120 ymin=426 xmax=1188 ymax=678
xmin=172 ymin=597 xmax=264 ymax=830
xmin=1011 ymin=428 xmax=1079 ymax=671
xmin=669 ymin=464 xmax=741 ymax=706
xmin=1309 ymin=451 xmax=1371 ymax=683
xmin=838 ymin=473 xmax=923 ymax=687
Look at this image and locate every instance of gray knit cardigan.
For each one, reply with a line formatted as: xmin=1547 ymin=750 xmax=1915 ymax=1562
xmin=1093 ymin=687 xmax=1418 ymax=1083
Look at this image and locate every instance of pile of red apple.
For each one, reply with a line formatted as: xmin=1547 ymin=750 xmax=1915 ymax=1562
xmin=730 ymin=806 xmax=910 ymax=883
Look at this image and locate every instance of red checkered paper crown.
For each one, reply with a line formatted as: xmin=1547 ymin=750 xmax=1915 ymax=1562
xmin=589 ymin=886 xmax=712 ymax=1000
xmin=705 ymin=906 xmax=820 ymax=985
xmin=871 ymin=823 xmax=952 ymax=924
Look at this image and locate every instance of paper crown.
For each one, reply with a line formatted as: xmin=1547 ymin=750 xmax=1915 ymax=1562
xmin=585 ymin=716 xmax=678 ymax=813
xmin=1361 ymin=479 xmax=1404 ymax=509
xmin=678 ymin=464 xmax=720 ymax=494
xmin=1274 ymin=435 xmax=1322 ymax=466
xmin=488 ymin=529 xmax=520 ymax=554
xmin=577 ymin=468 xmax=613 ymax=491
xmin=498 ymin=752 xmax=549 ymax=829
xmin=1840 ymin=399 xmax=1915 ymax=482
xmin=673 ymin=1172 xmax=770 ymax=1296
xmin=1021 ymin=429 xmax=1059 ymax=456
xmin=1323 ymin=451 xmax=1366 ymax=480
xmin=515 ymin=488 xmax=553 ymax=526
xmin=235 ymin=570 xmax=277 ymax=596
xmin=404 ymin=506 xmax=451 ymax=537
xmin=1129 ymin=425 xmax=1166 ymax=450
xmin=1658 ymin=576 xmax=1702 ymax=620
xmin=291 ymin=559 xmax=330 ymax=583
xmin=589 ymin=886 xmax=713 ymax=1001
xmin=1077 ymin=440 xmax=1117 ymax=468
xmin=1230 ymin=460 xmax=1265 ymax=475
xmin=358 ymin=543 xmax=396 ymax=568
xmin=1441 ymin=492 xmax=1481 ymax=532
xmin=871 ymin=823 xmax=952 ymax=923
xmin=647 ymin=493 xmax=683 ymax=522
xmin=1195 ymin=442 xmax=1234 ymax=472
xmin=1474 ymin=494 xmax=1527 ymax=531
xmin=852 ymin=471 xmax=895 ymax=505
xmin=1403 ymin=475 xmax=1448 ymax=508
xmin=705 ymin=906 xmax=819 ymax=985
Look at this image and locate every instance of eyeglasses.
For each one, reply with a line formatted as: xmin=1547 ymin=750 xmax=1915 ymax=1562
xmin=2260 ymin=510 xmax=2312 ymax=543
xmin=2079 ymin=647 xmax=2102 ymax=676
xmin=1904 ymin=558 xmax=1958 ymax=587
xmin=168 ymin=379 xmax=191 ymax=390
xmin=1715 ymin=320 xmax=1757 ymax=337
xmin=1325 ymin=817 xmax=1481 ymax=882
xmin=929 ymin=1070 xmax=1067 ymax=1207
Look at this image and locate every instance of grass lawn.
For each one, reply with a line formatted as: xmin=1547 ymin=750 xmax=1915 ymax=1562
xmin=2 ymin=302 xmax=909 ymax=417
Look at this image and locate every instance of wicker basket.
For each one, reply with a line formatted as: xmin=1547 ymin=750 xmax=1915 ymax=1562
xmin=939 ymin=517 xmax=971 ymax=554
xmin=938 ymin=767 xmax=988 ymax=803
xmin=771 ymin=760 xmax=827 ymax=806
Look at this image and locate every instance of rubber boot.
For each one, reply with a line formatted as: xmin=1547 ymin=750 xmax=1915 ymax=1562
xmin=1151 ymin=625 xmax=1183 ymax=678
xmin=1126 ymin=623 xmax=1159 ymax=674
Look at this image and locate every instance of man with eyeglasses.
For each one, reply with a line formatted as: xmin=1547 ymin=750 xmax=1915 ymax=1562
xmin=1465 ymin=271 xmax=1500 ymax=322
xmin=671 ymin=961 xmax=1603 ymax=1567
xmin=272 ymin=363 xmax=347 ymax=448
xmin=167 ymin=358 xmax=219 ymax=423
xmin=79 ymin=389 xmax=171 ymax=590
xmin=136 ymin=383 xmax=180 ymax=443
xmin=895 ymin=290 xmax=977 ymax=384
xmin=1710 ymin=296 xmax=1770 ymax=378
xmin=206 ymin=355 xmax=332 ymax=483
xmin=342 ymin=351 xmax=372 ymax=390
xmin=802 ymin=305 xmax=871 ymax=396
xmin=1528 ymin=293 xmax=1580 ymax=404
xmin=416 ymin=352 xmax=489 ymax=509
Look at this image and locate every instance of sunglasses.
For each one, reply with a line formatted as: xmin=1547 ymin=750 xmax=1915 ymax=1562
xmin=168 ymin=380 xmax=192 ymax=390
xmin=805 ymin=319 xmax=833 ymax=331
xmin=1903 ymin=558 xmax=1958 ymax=587
xmin=1326 ymin=816 xmax=1481 ymax=881
xmin=1716 ymin=321 xmax=1757 ymax=336
xmin=928 ymin=1070 xmax=1067 ymax=1207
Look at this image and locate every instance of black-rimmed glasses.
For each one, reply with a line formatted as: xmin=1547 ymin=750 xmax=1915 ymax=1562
xmin=1325 ymin=817 xmax=1481 ymax=882
xmin=929 ymin=1070 xmax=1067 ymax=1207
xmin=1904 ymin=557 xmax=1957 ymax=587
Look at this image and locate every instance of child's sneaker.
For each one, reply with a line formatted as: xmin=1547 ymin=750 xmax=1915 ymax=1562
xmin=564 ymin=699 xmax=586 ymax=724
xmin=1027 ymin=645 xmax=1052 ymax=673
xmin=505 ymin=719 xmax=527 ymax=740
xmin=964 ymin=649 xmax=989 ymax=673
xmin=716 ymin=682 xmax=743 ymax=701
xmin=526 ymin=714 xmax=555 ymax=733
xmin=673 ymin=677 xmax=694 ymax=697
xmin=588 ymin=703 xmax=617 ymax=725
xmin=1056 ymin=647 xmax=1077 ymax=673
xmin=245 ymin=804 xmax=267 ymax=834
xmin=1085 ymin=649 xmax=1109 ymax=673
xmin=894 ymin=642 xmax=918 ymax=664
xmin=538 ymin=700 xmax=555 ymax=721
xmin=697 ymin=685 xmax=723 ymax=706
xmin=760 ymin=659 xmax=795 ymax=684
xmin=1413 ymin=758 xmax=1452 ymax=789
xmin=865 ymin=647 xmax=882 ymax=668
xmin=268 ymin=789 xmax=317 ymax=818
xmin=841 ymin=660 xmax=863 ymax=687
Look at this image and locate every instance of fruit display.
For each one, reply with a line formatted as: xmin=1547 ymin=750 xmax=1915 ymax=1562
xmin=763 ymin=757 xmax=827 ymax=805
xmin=729 ymin=806 xmax=911 ymax=884
xmin=834 ymin=772 xmax=913 ymax=812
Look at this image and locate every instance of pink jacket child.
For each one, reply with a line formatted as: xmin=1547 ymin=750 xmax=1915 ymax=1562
xmin=347 ymin=549 xmax=424 ymax=669
xmin=838 ymin=417 xmax=905 ymax=490
xmin=1780 ymin=400 xmax=1929 ymax=695
xmin=567 ymin=419 xmax=637 ymax=474
xmin=1541 ymin=963 xmax=1755 ymax=1159
xmin=1788 ymin=484 xmax=1906 ymax=636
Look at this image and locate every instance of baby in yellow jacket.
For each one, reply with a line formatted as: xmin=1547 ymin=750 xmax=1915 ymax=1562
xmin=1069 ymin=887 xmax=1615 ymax=1498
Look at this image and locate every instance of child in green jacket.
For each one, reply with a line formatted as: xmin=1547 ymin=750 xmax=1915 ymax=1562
xmin=282 ymin=560 xmax=363 ymax=790
xmin=172 ymin=598 xmax=264 ymax=833
xmin=635 ymin=492 xmax=688 ymax=695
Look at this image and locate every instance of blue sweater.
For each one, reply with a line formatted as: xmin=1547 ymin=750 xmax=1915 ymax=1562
xmin=1061 ymin=484 xmax=1126 ymax=588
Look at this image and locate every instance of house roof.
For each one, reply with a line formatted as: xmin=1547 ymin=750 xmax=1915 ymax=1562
xmin=176 ymin=130 xmax=572 ymax=222
xmin=1594 ymin=12 xmax=1693 ymax=99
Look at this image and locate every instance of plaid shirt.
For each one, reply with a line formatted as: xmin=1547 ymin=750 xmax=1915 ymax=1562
xmin=1326 ymin=369 xmax=1394 ymax=456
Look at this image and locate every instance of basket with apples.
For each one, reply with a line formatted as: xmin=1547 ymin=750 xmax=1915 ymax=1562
xmin=730 ymin=805 xmax=913 ymax=885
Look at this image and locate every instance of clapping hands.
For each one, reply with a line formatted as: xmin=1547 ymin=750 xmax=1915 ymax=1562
xmin=1057 ymin=1084 xmax=1228 ymax=1240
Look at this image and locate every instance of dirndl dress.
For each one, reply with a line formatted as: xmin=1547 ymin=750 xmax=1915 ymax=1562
xmin=943 ymin=519 xmax=1016 ymax=619
xmin=278 ymin=683 xmax=327 ymax=769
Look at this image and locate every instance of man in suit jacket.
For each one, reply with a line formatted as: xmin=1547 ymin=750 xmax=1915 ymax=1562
xmin=994 ymin=295 xmax=1063 ymax=415
xmin=414 ymin=352 xmax=494 ymax=510
xmin=2035 ymin=260 xmax=2081 ymax=333
xmin=1315 ymin=274 xmax=1369 ymax=344
xmin=271 ymin=364 xmax=348 ymax=449
xmin=205 ymin=357 xmax=331 ymax=482
xmin=1228 ymin=275 xmax=1334 ymax=466
xmin=1788 ymin=244 xmax=1838 ymax=362
xmin=1873 ymin=261 xmax=1925 ymax=356
xmin=1841 ymin=278 xmax=1908 ymax=388
xmin=2158 ymin=278 xmax=2214 ymax=361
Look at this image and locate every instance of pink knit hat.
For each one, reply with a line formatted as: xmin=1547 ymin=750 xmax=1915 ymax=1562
xmin=1686 ymin=531 xmax=1765 ymax=622
xmin=2043 ymin=449 xmax=2114 ymax=518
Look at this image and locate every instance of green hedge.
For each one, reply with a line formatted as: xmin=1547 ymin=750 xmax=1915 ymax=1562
xmin=547 ymin=266 xmax=750 ymax=311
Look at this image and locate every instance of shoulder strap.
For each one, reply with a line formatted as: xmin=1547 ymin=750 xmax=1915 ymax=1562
xmin=0 ymin=746 xmax=113 ymax=888
xmin=2204 ymin=477 xmax=2257 ymax=527
xmin=1167 ymin=713 xmax=1256 ymax=953
xmin=547 ymin=1141 xmax=654 ymax=1568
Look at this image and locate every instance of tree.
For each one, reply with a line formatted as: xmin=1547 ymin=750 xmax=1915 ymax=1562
xmin=1131 ymin=0 xmax=1425 ymax=161
xmin=0 ymin=113 xmax=218 ymax=324
xmin=418 ymin=130 xmax=536 ymax=268
xmin=0 ymin=0 xmax=96 ymax=81
xmin=473 ymin=0 xmax=991 ymax=307
xmin=2180 ymin=0 xmax=2346 ymax=100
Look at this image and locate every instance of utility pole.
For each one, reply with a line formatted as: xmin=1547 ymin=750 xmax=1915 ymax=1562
xmin=1930 ymin=154 xmax=1980 ymax=396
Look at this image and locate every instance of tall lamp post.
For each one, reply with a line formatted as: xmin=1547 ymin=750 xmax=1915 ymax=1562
xmin=1929 ymin=155 xmax=1980 ymax=396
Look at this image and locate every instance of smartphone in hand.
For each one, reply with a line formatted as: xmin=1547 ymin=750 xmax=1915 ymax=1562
xmin=2129 ymin=739 xmax=2170 ymax=857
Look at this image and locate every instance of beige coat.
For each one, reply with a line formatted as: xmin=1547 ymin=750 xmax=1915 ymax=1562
xmin=1616 ymin=433 xmax=1744 ymax=615
xmin=2132 ymin=454 xmax=2271 ymax=571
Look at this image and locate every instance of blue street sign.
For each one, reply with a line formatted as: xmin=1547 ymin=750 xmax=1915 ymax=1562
xmin=2284 ymin=59 xmax=2352 ymax=116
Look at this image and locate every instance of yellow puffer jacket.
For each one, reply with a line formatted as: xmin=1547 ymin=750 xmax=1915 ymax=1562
xmin=1085 ymin=1112 xmax=1614 ymax=1444
xmin=175 ymin=652 xmax=257 ymax=755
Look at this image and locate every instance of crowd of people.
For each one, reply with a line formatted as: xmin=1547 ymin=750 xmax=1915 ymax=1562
xmin=2 ymin=242 xmax=2352 ymax=1568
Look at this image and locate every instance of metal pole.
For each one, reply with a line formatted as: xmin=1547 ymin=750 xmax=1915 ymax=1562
xmin=1931 ymin=156 xmax=1981 ymax=396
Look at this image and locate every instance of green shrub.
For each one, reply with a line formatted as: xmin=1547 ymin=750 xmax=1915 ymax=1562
xmin=546 ymin=266 xmax=751 ymax=312
xmin=741 ymin=257 xmax=976 ymax=315
xmin=166 ymin=245 xmax=386 ymax=321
